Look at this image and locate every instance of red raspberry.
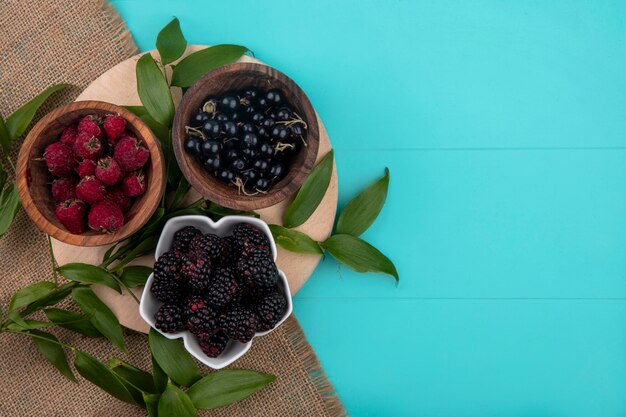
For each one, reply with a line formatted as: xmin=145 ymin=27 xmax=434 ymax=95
xmin=88 ymin=200 xmax=124 ymax=233
xmin=59 ymin=125 xmax=77 ymax=147
xmin=121 ymin=171 xmax=146 ymax=197
xmin=113 ymin=135 xmax=149 ymax=171
xmin=73 ymin=131 xmax=103 ymax=160
xmin=75 ymin=175 xmax=106 ymax=204
xmin=75 ymin=159 xmax=97 ymax=178
xmin=55 ymin=199 xmax=87 ymax=234
xmin=107 ymin=186 xmax=133 ymax=212
xmin=95 ymin=156 xmax=123 ymax=186
xmin=44 ymin=142 xmax=75 ymax=176
xmin=103 ymin=115 xmax=126 ymax=144
xmin=77 ymin=115 xmax=104 ymax=139
xmin=51 ymin=177 xmax=77 ymax=202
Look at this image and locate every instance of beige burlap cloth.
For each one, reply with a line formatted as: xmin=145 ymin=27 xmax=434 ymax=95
xmin=0 ymin=1 xmax=345 ymax=415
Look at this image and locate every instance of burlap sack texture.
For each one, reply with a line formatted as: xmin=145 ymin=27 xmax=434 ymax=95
xmin=0 ymin=1 xmax=346 ymax=416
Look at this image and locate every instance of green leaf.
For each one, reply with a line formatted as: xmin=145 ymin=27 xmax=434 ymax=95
xmin=0 ymin=182 xmax=22 ymax=237
xmin=269 ymin=224 xmax=323 ymax=255
xmin=204 ymin=202 xmax=259 ymax=220
xmin=119 ymin=266 xmax=152 ymax=288
xmin=136 ymin=53 xmax=175 ymax=126
xmin=283 ymin=150 xmax=334 ymax=228
xmin=116 ymin=235 xmax=160 ymax=267
xmin=169 ymin=176 xmax=191 ymax=210
xmin=125 ymin=106 xmax=171 ymax=147
xmin=0 ymin=168 xmax=7 ymax=193
xmin=57 ymin=263 xmax=121 ymax=293
xmin=188 ymin=369 xmax=275 ymax=410
xmin=171 ymin=45 xmax=249 ymax=88
xmin=152 ymin=355 xmax=168 ymax=393
xmin=30 ymin=329 xmax=77 ymax=382
xmin=6 ymin=320 xmax=54 ymax=330
xmin=157 ymin=17 xmax=187 ymax=65
xmin=158 ymin=384 xmax=198 ymax=417
xmin=20 ymin=282 xmax=78 ymax=317
xmin=148 ymin=328 xmax=201 ymax=387
xmin=336 ymin=168 xmax=390 ymax=236
xmin=8 ymin=281 xmax=56 ymax=325
xmin=109 ymin=359 xmax=157 ymax=393
xmin=144 ymin=393 xmax=160 ymax=417
xmin=74 ymin=351 xmax=138 ymax=405
xmin=5 ymin=84 xmax=70 ymax=140
xmin=321 ymin=234 xmax=399 ymax=283
xmin=44 ymin=308 xmax=102 ymax=338
xmin=72 ymin=287 xmax=127 ymax=352
xmin=0 ymin=114 xmax=10 ymax=154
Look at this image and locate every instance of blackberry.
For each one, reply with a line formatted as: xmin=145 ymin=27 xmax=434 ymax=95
xmin=206 ymin=267 xmax=239 ymax=308
xmin=153 ymin=251 xmax=181 ymax=280
xmin=150 ymin=275 xmax=185 ymax=304
xmin=254 ymin=291 xmax=287 ymax=331
xmin=232 ymin=223 xmax=270 ymax=253
xmin=185 ymin=296 xmax=218 ymax=336
xmin=190 ymin=234 xmax=232 ymax=265
xmin=172 ymin=226 xmax=202 ymax=252
xmin=237 ymin=249 xmax=278 ymax=288
xmin=222 ymin=306 xmax=259 ymax=343
xmin=154 ymin=304 xmax=185 ymax=333
xmin=181 ymin=254 xmax=212 ymax=292
xmin=238 ymin=284 xmax=274 ymax=308
xmin=198 ymin=331 xmax=229 ymax=358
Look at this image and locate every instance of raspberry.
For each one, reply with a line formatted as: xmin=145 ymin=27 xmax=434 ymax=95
xmin=254 ymin=291 xmax=287 ymax=331
xmin=237 ymin=248 xmax=278 ymax=288
xmin=121 ymin=170 xmax=146 ymax=197
xmin=206 ymin=267 xmax=239 ymax=308
xmin=51 ymin=177 xmax=76 ymax=202
xmin=103 ymin=114 xmax=126 ymax=143
xmin=154 ymin=304 xmax=185 ymax=333
xmin=198 ymin=331 xmax=229 ymax=358
xmin=190 ymin=234 xmax=233 ymax=265
xmin=113 ymin=135 xmax=149 ymax=171
xmin=88 ymin=200 xmax=124 ymax=233
xmin=181 ymin=254 xmax=212 ymax=293
xmin=185 ymin=295 xmax=218 ymax=335
xmin=232 ymin=223 xmax=270 ymax=253
xmin=44 ymin=142 xmax=75 ymax=176
xmin=95 ymin=156 xmax=123 ymax=185
xmin=77 ymin=115 xmax=104 ymax=139
xmin=107 ymin=186 xmax=133 ymax=212
xmin=59 ymin=125 xmax=77 ymax=147
xmin=76 ymin=175 xmax=106 ymax=204
xmin=55 ymin=199 xmax=86 ymax=234
xmin=73 ymin=131 xmax=103 ymax=160
xmin=75 ymin=159 xmax=97 ymax=178
xmin=222 ymin=306 xmax=259 ymax=343
xmin=172 ymin=226 xmax=202 ymax=252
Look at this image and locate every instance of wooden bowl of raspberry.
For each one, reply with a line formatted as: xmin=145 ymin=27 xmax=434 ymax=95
xmin=16 ymin=101 xmax=166 ymax=247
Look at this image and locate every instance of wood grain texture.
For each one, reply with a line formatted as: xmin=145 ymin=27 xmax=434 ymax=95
xmin=51 ymin=46 xmax=337 ymax=332
xmin=172 ymin=62 xmax=320 ymax=210
xmin=16 ymin=101 xmax=165 ymax=247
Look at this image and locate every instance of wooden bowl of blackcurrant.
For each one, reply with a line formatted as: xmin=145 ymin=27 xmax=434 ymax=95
xmin=172 ymin=62 xmax=319 ymax=210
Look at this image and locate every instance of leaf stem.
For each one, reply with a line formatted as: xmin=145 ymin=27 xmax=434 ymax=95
xmin=111 ymin=272 xmax=140 ymax=304
xmin=8 ymin=329 xmax=76 ymax=351
xmin=47 ymin=236 xmax=59 ymax=286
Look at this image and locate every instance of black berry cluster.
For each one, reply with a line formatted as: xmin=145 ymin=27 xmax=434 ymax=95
xmin=184 ymin=87 xmax=307 ymax=194
xmin=151 ymin=223 xmax=288 ymax=358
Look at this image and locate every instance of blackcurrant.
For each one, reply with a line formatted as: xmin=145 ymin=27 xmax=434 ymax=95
xmin=258 ymin=126 xmax=270 ymax=138
xmin=269 ymin=162 xmax=285 ymax=178
xmin=259 ymin=142 xmax=275 ymax=158
xmin=201 ymin=139 xmax=222 ymax=156
xmin=265 ymin=89 xmax=283 ymax=106
xmin=276 ymin=107 xmax=292 ymax=121
xmin=255 ymin=177 xmax=271 ymax=192
xmin=290 ymin=123 xmax=305 ymax=137
xmin=230 ymin=158 xmax=247 ymax=173
xmin=242 ymin=147 xmax=259 ymax=160
xmin=223 ymin=147 xmax=240 ymax=161
xmin=215 ymin=113 xmax=229 ymax=122
xmin=219 ymin=96 xmax=239 ymax=113
xmin=242 ymin=87 xmax=259 ymax=99
xmin=262 ymin=117 xmax=275 ymax=129
xmin=191 ymin=111 xmax=210 ymax=127
xmin=256 ymin=96 xmax=269 ymax=109
xmin=218 ymin=169 xmax=235 ymax=182
xmin=251 ymin=112 xmax=265 ymax=124
xmin=241 ymin=169 xmax=257 ymax=184
xmin=202 ymin=120 xmax=221 ymax=138
xmin=271 ymin=124 xmax=290 ymax=141
xmin=221 ymin=121 xmax=238 ymax=137
xmin=241 ymin=123 xmax=257 ymax=134
xmin=184 ymin=136 xmax=201 ymax=155
xmin=252 ymin=159 xmax=269 ymax=173
xmin=204 ymin=155 xmax=221 ymax=172
xmin=242 ymin=133 xmax=259 ymax=149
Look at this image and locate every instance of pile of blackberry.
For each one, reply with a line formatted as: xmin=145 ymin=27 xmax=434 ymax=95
xmin=184 ymin=87 xmax=307 ymax=194
xmin=151 ymin=223 xmax=287 ymax=358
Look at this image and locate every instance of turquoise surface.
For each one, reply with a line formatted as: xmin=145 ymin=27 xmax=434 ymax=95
xmin=111 ymin=1 xmax=626 ymax=415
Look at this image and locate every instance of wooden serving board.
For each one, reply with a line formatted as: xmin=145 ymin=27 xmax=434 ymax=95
xmin=51 ymin=46 xmax=338 ymax=333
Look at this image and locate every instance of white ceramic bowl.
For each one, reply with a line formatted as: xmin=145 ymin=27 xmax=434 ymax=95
xmin=139 ymin=215 xmax=293 ymax=369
